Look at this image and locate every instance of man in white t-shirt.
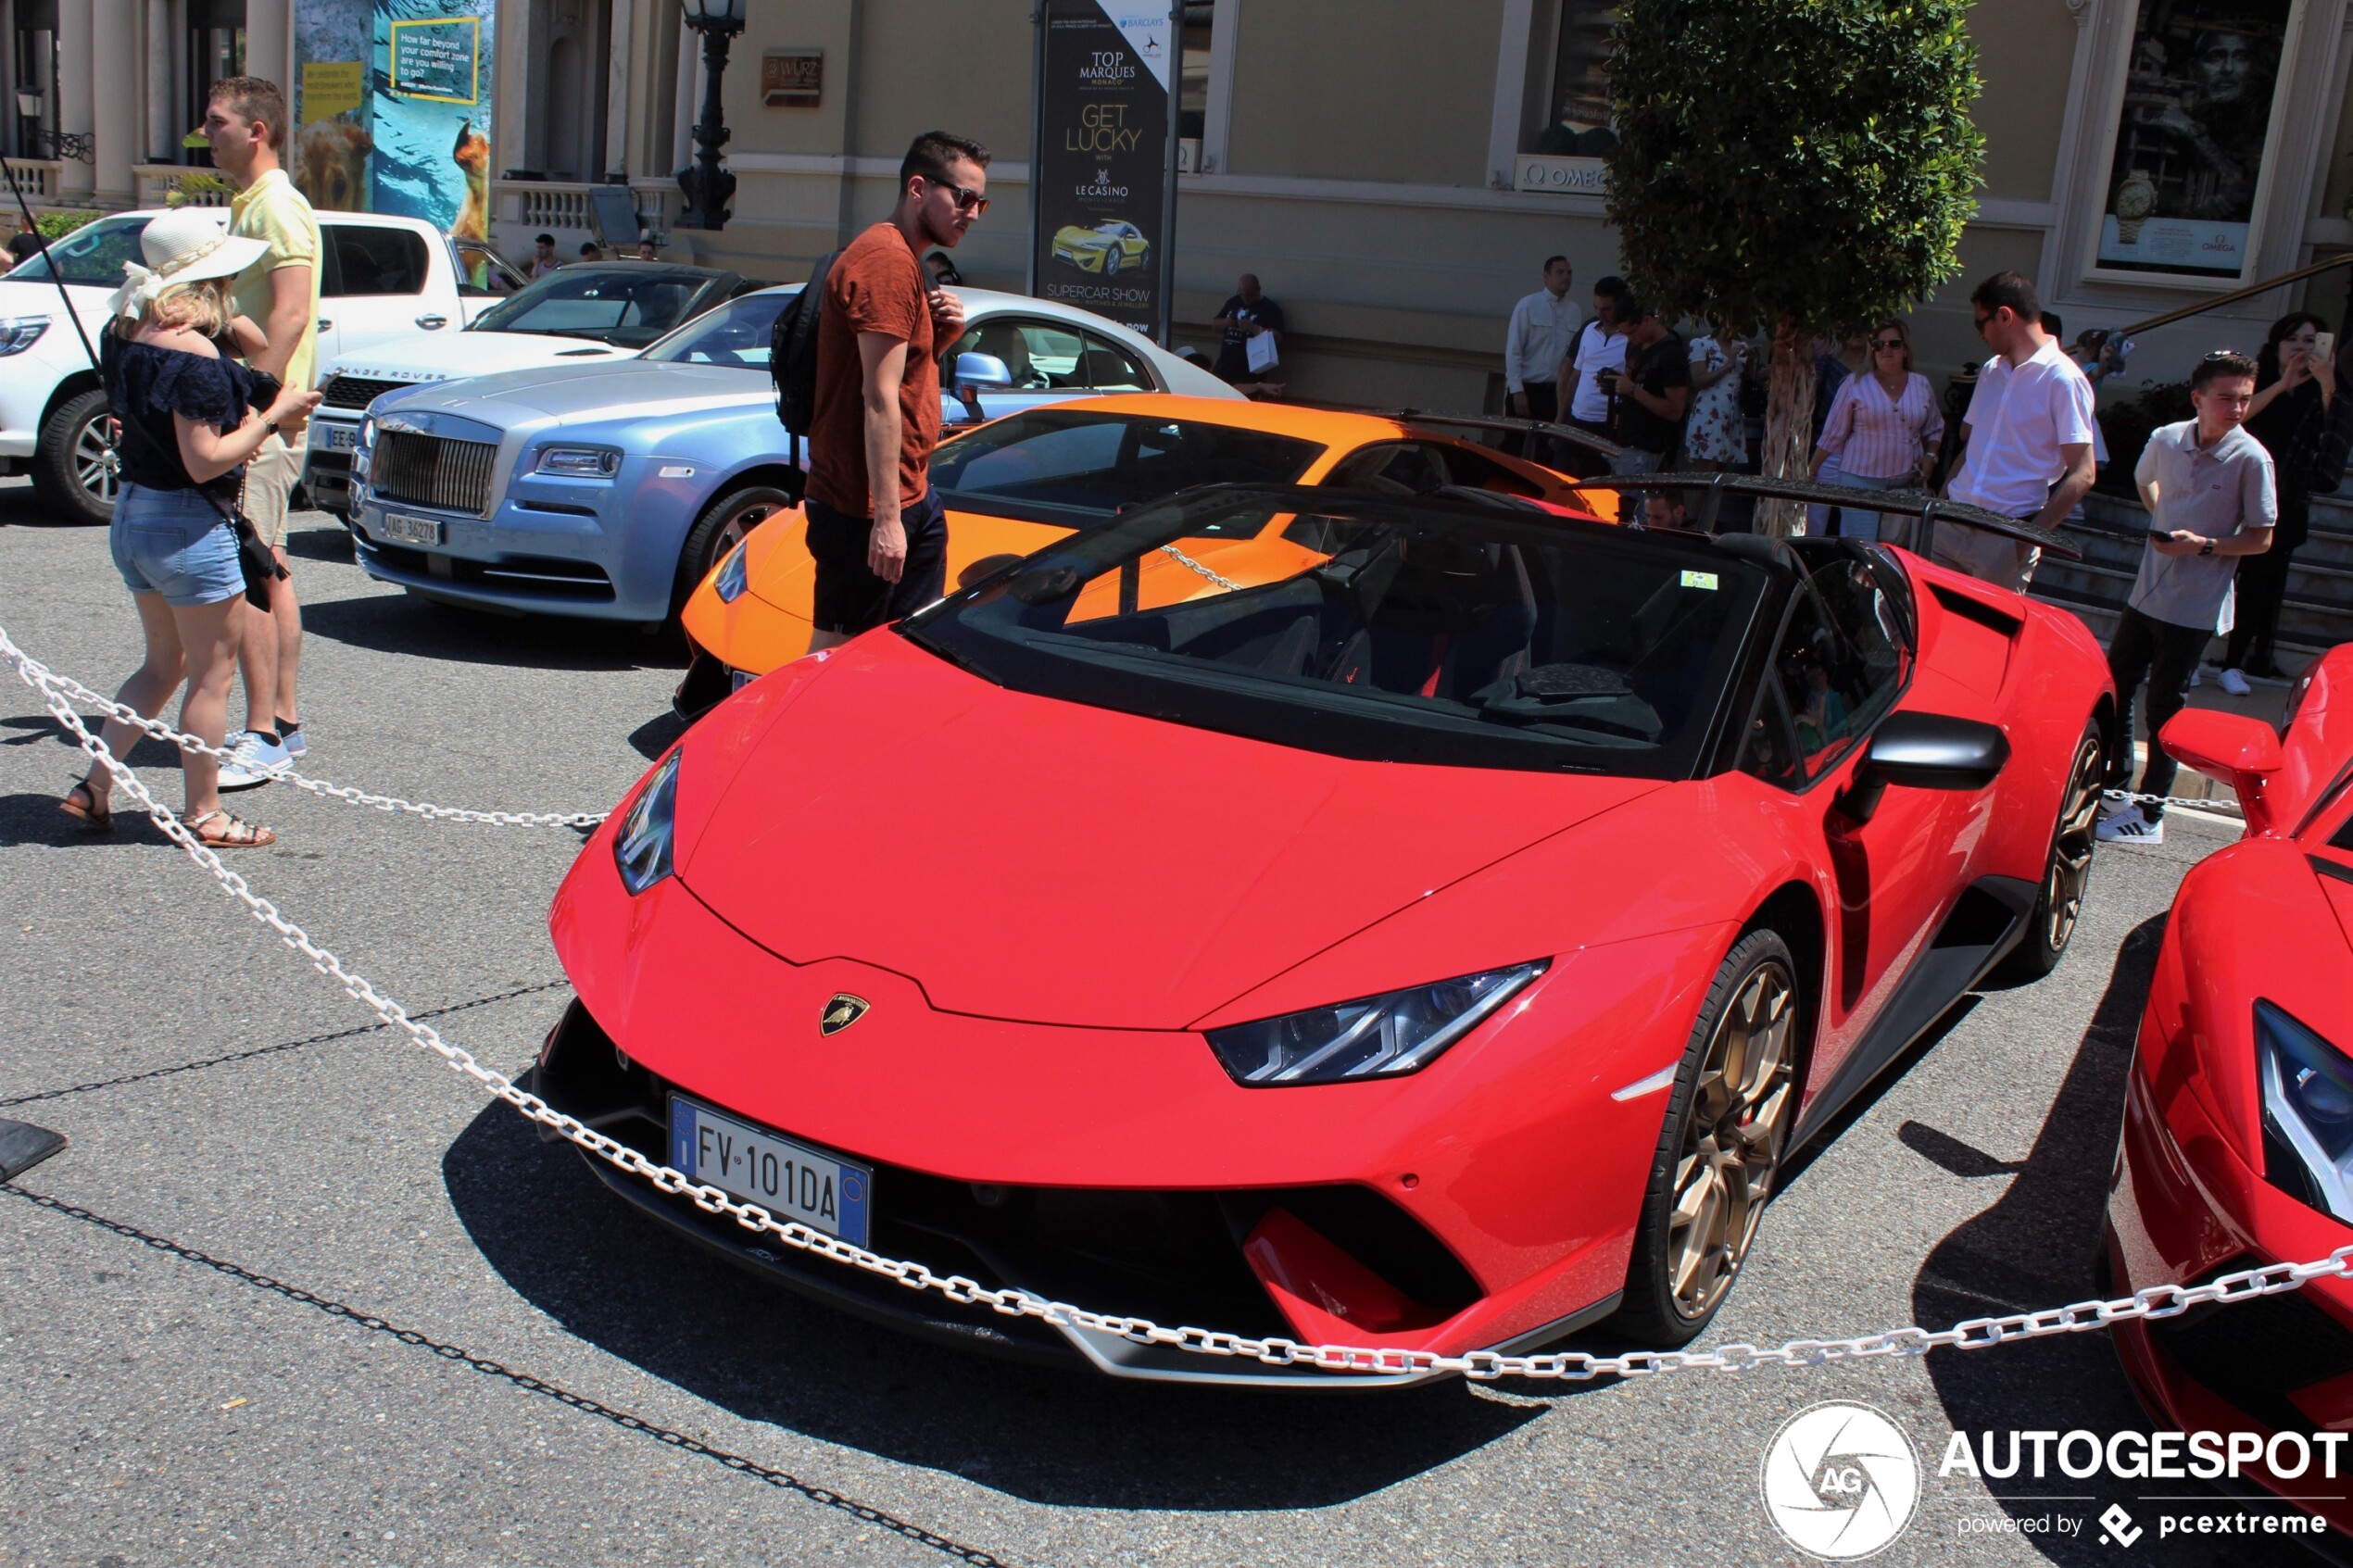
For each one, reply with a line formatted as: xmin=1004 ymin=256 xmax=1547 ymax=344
xmin=1558 ymin=275 xmax=1630 ymax=433
xmin=1938 ymin=272 xmax=2097 ymax=591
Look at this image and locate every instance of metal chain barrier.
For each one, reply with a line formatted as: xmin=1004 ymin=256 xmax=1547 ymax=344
xmin=2102 ymin=785 xmax=2245 ymax=816
xmin=14 ymin=626 xmax=2353 ymax=1384
xmin=2 ymin=628 xmax=608 ymax=829
xmin=1157 ymin=543 xmax=1245 ymax=594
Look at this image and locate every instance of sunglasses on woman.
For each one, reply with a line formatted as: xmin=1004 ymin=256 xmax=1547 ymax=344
xmin=1874 ymin=338 xmax=1905 ymax=352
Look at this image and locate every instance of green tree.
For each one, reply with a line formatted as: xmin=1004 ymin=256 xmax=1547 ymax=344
xmin=1606 ymin=0 xmax=1982 ymax=533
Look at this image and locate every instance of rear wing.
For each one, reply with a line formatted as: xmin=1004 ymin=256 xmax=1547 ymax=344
xmin=1573 ymin=471 xmax=2083 ymax=562
xmin=1372 ymin=408 xmax=1624 ymax=462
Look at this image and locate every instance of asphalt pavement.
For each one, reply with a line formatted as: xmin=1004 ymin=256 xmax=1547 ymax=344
xmin=0 ymin=490 xmax=2326 ymax=1567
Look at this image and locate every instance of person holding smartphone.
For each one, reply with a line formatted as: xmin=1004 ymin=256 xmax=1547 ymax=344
xmin=2218 ymin=312 xmax=2334 ymax=690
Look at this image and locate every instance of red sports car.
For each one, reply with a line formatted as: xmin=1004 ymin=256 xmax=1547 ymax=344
xmin=541 ymin=483 xmax=2112 ymax=1383
xmin=2104 ymin=644 xmax=2353 ymax=1528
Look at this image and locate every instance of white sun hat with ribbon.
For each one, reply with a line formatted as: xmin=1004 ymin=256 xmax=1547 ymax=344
xmin=106 ymin=207 xmax=271 ymax=321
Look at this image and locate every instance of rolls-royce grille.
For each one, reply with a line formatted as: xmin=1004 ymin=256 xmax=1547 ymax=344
xmin=371 ymin=431 xmax=497 ymax=516
xmin=321 ymin=374 xmax=416 ymax=410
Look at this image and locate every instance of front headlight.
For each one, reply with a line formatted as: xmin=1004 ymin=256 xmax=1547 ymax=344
xmin=2259 ymin=999 xmax=2353 ymax=1223
xmin=613 ymin=751 xmax=682 ymax=896
xmin=358 ymin=414 xmax=377 ymax=449
xmin=537 ymin=445 xmax=622 ymax=478
xmin=0 ymin=314 xmax=50 ymax=355
xmin=1205 ymin=960 xmax=1548 ymax=1086
xmin=714 ymin=542 xmax=750 ymax=602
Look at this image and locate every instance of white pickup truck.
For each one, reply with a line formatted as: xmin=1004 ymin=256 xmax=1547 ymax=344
xmin=0 ymin=207 xmax=522 ymax=523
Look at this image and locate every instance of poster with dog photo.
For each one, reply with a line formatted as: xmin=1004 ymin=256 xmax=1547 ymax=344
xmin=293 ymin=0 xmax=374 ymax=211
xmin=369 ymin=0 xmax=496 ymax=252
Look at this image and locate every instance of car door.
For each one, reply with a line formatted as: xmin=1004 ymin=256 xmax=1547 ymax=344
xmin=451 ymin=238 xmax=528 ymax=322
xmin=1736 ymin=558 xmax=1960 ymax=1064
xmin=319 ymin=220 xmax=440 ymax=363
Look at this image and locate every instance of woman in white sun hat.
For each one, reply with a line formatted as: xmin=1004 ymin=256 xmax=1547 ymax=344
xmin=56 ymin=207 xmax=321 ymax=847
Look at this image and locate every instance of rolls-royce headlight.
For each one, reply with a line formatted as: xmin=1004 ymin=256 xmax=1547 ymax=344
xmin=1205 ymin=960 xmax=1548 ymax=1086
xmin=2259 ymin=999 xmax=2353 ymax=1223
xmin=613 ymin=751 xmax=682 ymax=896
xmin=537 ymin=445 xmax=622 ymax=478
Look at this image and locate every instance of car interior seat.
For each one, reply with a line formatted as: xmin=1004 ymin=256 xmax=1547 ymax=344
xmin=1327 ymin=535 xmax=1537 ymax=700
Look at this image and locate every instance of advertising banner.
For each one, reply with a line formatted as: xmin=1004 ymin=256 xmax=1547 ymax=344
xmin=368 ymin=0 xmax=496 ymax=245
xmin=293 ymin=0 xmax=375 ymax=212
xmin=2095 ymin=0 xmax=2297 ymax=282
xmin=1030 ymin=0 xmax=1178 ymax=341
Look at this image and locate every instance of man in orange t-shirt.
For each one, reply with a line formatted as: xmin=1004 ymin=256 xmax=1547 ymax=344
xmin=804 ymin=131 xmax=990 ymax=648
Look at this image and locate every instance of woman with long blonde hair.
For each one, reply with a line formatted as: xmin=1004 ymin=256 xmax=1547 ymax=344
xmin=57 ymin=209 xmax=320 ymax=846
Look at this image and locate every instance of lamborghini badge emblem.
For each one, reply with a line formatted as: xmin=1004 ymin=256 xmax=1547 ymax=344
xmin=820 ymin=994 xmax=870 ymax=1035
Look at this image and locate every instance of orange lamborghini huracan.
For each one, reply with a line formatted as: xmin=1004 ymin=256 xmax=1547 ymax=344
xmin=673 ymin=395 xmax=1621 ymax=716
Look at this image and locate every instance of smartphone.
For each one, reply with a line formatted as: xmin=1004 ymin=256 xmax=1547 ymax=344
xmin=2316 ymin=332 xmax=2336 ymax=363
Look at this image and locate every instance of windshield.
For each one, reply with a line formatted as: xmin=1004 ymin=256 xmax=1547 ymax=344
xmin=902 ymin=488 xmax=1767 ymax=777
xmin=468 ymin=265 xmax=716 ymax=345
xmin=931 ymin=408 xmax=1322 ymax=526
xmin=639 ymin=290 xmax=788 ymax=368
xmin=6 ymin=214 xmax=153 ymax=287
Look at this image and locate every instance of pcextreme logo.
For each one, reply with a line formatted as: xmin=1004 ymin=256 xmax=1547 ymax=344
xmin=1759 ymin=1401 xmax=1923 ymax=1560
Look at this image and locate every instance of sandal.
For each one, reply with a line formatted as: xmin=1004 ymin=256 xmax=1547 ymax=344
xmin=58 ymin=779 xmax=113 ymax=833
xmin=186 ymin=809 xmax=276 ymax=848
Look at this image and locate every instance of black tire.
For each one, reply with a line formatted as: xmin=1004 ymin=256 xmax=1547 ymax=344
xmin=1994 ymin=721 xmax=2105 ymax=984
xmin=31 ymin=387 xmax=120 ymax=525
xmin=672 ymin=482 xmax=796 ymax=619
xmin=1610 ymin=928 xmax=1804 ymax=1346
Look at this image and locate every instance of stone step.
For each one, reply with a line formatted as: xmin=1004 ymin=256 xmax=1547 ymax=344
xmin=2026 ymin=577 xmax=2335 ymax=675
xmin=2033 ymin=549 xmax=2350 ymax=654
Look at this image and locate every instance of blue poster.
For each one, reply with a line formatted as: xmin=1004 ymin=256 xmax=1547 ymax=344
xmin=369 ymin=0 xmax=497 ymax=244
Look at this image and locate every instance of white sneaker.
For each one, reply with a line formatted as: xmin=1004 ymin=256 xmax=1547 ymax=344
xmin=2096 ymin=806 xmax=2165 ymax=846
xmin=281 ymin=721 xmax=307 ymax=759
xmin=217 ymin=730 xmax=291 ymax=792
xmin=2219 ymin=667 xmax=2252 ymax=696
xmin=2187 ymin=665 xmax=2202 ymax=688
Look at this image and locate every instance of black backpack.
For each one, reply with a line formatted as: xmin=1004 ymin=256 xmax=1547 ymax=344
xmin=769 ymin=250 xmax=838 ymax=455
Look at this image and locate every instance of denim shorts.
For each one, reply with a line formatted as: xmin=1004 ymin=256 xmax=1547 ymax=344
xmin=110 ymin=483 xmax=244 ymax=607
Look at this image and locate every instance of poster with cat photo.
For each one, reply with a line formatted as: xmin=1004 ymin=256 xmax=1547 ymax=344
xmin=368 ymin=0 xmax=496 ymax=248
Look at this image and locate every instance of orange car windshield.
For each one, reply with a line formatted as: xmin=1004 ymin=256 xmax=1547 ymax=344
xmin=931 ymin=409 xmax=1323 ymax=529
xmin=902 ymin=486 xmax=1768 ymax=778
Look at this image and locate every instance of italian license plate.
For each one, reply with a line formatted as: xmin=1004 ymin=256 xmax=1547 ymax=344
xmin=382 ymin=512 xmax=442 ymax=547
xmin=731 ymin=668 xmax=755 ymax=693
xmin=670 ymin=1095 xmax=871 ymax=1247
xmin=321 ymin=423 xmax=359 ymax=452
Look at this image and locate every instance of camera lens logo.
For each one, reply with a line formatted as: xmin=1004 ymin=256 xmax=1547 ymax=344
xmin=1759 ymin=1401 xmax=1922 ymax=1560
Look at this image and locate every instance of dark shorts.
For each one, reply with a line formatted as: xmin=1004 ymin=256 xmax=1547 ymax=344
xmin=806 ymin=486 xmax=949 ymax=636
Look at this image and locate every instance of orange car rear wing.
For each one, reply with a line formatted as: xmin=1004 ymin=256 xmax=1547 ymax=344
xmin=1577 ymin=471 xmax=2083 ymax=562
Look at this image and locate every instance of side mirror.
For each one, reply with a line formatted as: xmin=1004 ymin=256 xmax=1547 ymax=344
xmin=1838 ymin=711 xmax=2009 ymax=825
xmin=2158 ymin=708 xmax=2283 ymax=835
xmin=951 ymin=351 xmax=1014 ymax=424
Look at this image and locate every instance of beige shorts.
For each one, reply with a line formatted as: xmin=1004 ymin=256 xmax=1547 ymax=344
xmin=244 ymin=433 xmax=303 ymax=552
xmin=1930 ymin=523 xmax=2040 ymax=595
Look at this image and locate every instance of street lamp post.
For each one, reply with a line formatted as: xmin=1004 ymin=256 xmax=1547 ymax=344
xmin=674 ymin=0 xmax=748 ymax=231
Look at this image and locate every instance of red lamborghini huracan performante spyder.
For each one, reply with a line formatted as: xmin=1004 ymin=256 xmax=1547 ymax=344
xmin=2104 ymin=645 xmax=2353 ymax=1531
xmin=540 ymin=483 xmax=2113 ymax=1384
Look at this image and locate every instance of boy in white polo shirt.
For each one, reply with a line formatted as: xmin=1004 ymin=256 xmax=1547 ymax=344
xmin=2097 ymin=350 xmax=2276 ymax=847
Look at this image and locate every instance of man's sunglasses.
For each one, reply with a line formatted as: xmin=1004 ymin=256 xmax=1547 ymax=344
xmin=925 ymin=177 xmax=989 ymax=215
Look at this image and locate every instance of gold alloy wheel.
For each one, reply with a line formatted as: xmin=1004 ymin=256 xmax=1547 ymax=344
xmin=2043 ymin=734 xmax=2105 ymax=955
xmin=1667 ymin=960 xmax=1797 ymax=1321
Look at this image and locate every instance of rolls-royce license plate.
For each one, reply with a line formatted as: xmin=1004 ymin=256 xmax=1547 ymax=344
xmin=381 ymin=513 xmax=442 ymax=547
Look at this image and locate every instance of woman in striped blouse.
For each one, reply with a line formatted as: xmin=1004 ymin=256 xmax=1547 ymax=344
xmin=1808 ymin=319 xmax=1944 ymax=544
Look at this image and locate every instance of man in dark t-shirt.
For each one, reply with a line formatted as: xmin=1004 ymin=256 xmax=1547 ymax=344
xmin=1601 ymin=300 xmax=1690 ymax=474
xmin=804 ymin=131 xmax=990 ymax=649
xmin=1211 ymin=274 xmax=1284 ymax=383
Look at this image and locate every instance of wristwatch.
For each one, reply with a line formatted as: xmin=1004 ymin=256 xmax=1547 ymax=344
xmin=2198 ymin=538 xmax=2215 ymax=557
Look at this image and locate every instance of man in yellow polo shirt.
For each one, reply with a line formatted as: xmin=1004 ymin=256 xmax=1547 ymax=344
xmin=206 ymin=75 xmax=322 ymax=788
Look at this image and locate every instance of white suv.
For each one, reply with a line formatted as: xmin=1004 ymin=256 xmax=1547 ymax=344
xmin=0 ymin=207 xmax=522 ymax=523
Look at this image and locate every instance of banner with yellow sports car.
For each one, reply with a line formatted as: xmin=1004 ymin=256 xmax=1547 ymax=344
xmin=1030 ymin=0 xmax=1179 ymax=341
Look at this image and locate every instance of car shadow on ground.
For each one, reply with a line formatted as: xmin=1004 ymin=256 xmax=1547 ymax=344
xmin=0 ymin=483 xmax=86 ymax=529
xmin=441 ymin=1102 xmax=1542 ymax=1510
xmin=1909 ymin=917 xmax=2316 ymax=1566
xmin=301 ymin=589 xmax=688 ymax=674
